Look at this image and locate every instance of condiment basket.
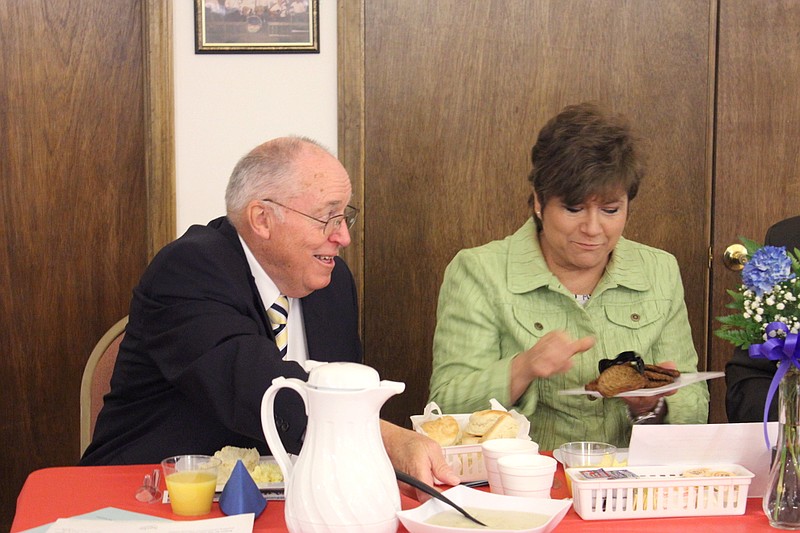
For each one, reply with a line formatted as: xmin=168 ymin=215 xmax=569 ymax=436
xmin=566 ymin=464 xmax=754 ymax=520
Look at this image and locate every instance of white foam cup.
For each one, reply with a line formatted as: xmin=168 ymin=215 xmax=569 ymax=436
xmin=497 ymin=453 xmax=557 ymax=498
xmin=480 ymin=438 xmax=539 ymax=494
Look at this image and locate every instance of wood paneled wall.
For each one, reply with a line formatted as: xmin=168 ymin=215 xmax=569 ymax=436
xmin=0 ymin=2 xmax=173 ymax=529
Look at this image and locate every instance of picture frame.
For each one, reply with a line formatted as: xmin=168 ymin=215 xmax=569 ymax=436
xmin=195 ymin=0 xmax=319 ymax=54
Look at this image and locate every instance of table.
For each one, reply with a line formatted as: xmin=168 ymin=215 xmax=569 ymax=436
xmin=11 ymin=462 xmax=776 ymax=532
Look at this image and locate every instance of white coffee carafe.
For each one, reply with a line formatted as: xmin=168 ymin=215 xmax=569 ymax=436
xmin=261 ymin=362 xmax=405 ymax=533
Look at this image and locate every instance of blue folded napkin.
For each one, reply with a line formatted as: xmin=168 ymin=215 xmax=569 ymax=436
xmin=219 ymin=460 xmax=267 ymax=518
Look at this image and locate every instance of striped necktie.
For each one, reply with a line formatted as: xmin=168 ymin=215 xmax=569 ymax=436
xmin=267 ymin=295 xmax=289 ymax=357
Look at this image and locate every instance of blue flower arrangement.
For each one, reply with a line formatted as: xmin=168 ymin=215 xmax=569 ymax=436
xmin=718 ymin=239 xmax=800 ymax=526
xmin=716 ymin=237 xmax=800 ymax=349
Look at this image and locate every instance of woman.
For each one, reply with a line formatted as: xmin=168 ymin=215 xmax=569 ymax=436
xmin=429 ymin=102 xmax=709 ymax=450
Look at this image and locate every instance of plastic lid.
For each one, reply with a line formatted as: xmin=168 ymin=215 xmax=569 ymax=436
xmin=307 ymin=362 xmax=380 ymax=390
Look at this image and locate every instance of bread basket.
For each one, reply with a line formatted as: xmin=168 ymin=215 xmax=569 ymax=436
xmin=410 ymin=400 xmax=531 ymax=482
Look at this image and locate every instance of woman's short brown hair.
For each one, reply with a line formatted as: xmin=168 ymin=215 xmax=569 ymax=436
xmin=527 ymin=102 xmax=646 ymax=231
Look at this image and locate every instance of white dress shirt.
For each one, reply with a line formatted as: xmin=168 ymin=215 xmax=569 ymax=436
xmin=239 ymin=236 xmax=309 ymax=364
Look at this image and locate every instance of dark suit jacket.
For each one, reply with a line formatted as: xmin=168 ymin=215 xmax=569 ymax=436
xmin=725 ymin=216 xmax=800 ymax=422
xmin=80 ymin=217 xmax=362 ymax=465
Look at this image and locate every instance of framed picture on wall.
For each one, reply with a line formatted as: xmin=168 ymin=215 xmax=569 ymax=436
xmin=195 ymin=0 xmax=319 ymax=53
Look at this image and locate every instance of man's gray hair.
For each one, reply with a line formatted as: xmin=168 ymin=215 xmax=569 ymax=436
xmin=225 ymin=136 xmax=331 ymax=226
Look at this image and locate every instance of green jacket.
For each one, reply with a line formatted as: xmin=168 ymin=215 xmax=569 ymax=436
xmin=429 ymin=219 xmax=709 ymax=451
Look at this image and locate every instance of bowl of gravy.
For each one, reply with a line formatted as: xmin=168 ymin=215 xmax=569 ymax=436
xmin=397 ymin=485 xmax=571 ymax=532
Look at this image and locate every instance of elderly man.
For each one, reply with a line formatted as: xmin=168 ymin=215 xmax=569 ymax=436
xmin=80 ymin=137 xmax=458 ymax=497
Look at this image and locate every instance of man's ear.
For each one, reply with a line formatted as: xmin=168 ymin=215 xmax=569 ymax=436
xmin=247 ymin=200 xmax=272 ymax=239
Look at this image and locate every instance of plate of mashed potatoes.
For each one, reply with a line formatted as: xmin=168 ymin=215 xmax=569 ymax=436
xmin=213 ymin=445 xmax=284 ymax=492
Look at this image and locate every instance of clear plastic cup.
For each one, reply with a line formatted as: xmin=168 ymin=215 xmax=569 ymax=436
xmin=559 ymin=441 xmax=616 ymax=495
xmin=161 ymin=455 xmax=221 ymax=516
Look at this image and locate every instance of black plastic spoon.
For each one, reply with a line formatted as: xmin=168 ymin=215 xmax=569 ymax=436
xmin=394 ymin=469 xmax=488 ymax=527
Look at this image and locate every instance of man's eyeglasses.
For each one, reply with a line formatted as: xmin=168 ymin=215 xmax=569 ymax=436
xmin=262 ymin=199 xmax=359 ymax=237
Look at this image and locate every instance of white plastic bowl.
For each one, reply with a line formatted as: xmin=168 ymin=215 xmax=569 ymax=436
xmin=396 ymin=485 xmax=571 ymax=533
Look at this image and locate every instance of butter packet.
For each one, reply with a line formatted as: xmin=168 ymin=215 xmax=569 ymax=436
xmin=577 ymin=468 xmax=639 ymax=480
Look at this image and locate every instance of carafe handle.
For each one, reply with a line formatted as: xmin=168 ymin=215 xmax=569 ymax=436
xmin=261 ymin=376 xmax=306 ymax=488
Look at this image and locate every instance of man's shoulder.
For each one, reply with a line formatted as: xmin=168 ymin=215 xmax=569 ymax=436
xmin=145 ymin=217 xmax=245 ymax=278
xmin=160 ymin=217 xmax=240 ymax=257
xmin=766 ymin=216 xmax=800 ymax=249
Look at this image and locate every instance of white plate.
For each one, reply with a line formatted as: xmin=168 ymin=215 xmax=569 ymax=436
xmin=396 ymin=485 xmax=571 ymax=533
xmin=557 ymin=371 xmax=725 ymax=398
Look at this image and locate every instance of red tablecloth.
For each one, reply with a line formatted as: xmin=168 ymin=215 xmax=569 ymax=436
xmin=11 ymin=460 xmax=775 ymax=532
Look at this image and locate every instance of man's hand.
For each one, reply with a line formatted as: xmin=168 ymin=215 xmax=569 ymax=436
xmin=380 ymin=420 xmax=460 ymax=501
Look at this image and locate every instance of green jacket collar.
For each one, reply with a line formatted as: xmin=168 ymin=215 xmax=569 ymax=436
xmin=506 ymin=219 xmax=652 ymax=295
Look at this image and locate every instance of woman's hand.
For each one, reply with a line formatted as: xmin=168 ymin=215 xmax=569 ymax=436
xmin=621 ymin=361 xmax=678 ymax=421
xmin=510 ymin=330 xmax=595 ymax=403
xmin=380 ymin=420 xmax=460 ymax=501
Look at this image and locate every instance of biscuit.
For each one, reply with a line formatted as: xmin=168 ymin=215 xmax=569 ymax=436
xmin=465 ymin=410 xmax=511 ymax=436
xmin=421 ymin=415 xmax=461 ymax=446
xmin=460 ymin=434 xmax=481 ymax=445
xmin=479 ymin=413 xmax=520 ymax=442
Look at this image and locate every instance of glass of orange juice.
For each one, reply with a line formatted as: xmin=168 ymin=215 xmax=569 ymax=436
xmin=559 ymin=442 xmax=616 ymax=496
xmin=161 ymin=455 xmax=221 ymax=516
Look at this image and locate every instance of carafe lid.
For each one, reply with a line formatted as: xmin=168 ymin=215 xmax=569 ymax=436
xmin=307 ymin=362 xmax=380 ymax=390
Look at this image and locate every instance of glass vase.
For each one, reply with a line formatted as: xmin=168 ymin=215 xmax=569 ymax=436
xmin=764 ymin=366 xmax=800 ymax=529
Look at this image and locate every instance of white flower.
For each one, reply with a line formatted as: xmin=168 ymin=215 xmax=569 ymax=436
xmin=777 ymin=303 xmax=786 ymax=310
